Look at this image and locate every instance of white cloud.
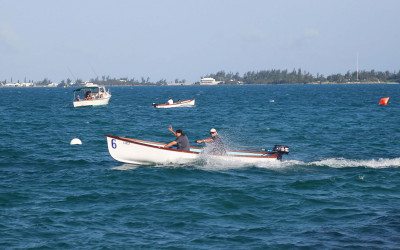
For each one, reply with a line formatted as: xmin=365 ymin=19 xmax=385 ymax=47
xmin=304 ymin=29 xmax=319 ymax=39
xmin=245 ymin=27 xmax=266 ymax=40
xmin=288 ymin=28 xmax=320 ymax=48
xmin=0 ymin=20 xmax=23 ymax=53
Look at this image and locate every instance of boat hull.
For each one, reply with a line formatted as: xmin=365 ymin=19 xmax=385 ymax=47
xmin=73 ymin=96 xmax=111 ymax=107
xmin=105 ymin=135 xmax=281 ymax=165
xmin=153 ymin=99 xmax=195 ymax=108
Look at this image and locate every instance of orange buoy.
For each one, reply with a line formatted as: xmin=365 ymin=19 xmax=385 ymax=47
xmin=379 ymin=97 xmax=389 ymax=105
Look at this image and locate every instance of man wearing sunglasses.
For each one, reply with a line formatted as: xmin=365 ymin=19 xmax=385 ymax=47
xmin=196 ymin=128 xmax=226 ymax=155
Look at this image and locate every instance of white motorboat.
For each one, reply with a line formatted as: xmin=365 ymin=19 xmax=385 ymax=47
xmin=73 ymin=82 xmax=111 ymax=107
xmin=152 ymin=99 xmax=195 ymax=108
xmin=105 ymin=135 xmax=289 ymax=165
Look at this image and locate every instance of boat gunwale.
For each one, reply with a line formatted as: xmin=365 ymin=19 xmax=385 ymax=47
xmin=105 ymin=135 xmax=279 ymax=159
xmin=73 ymin=96 xmax=111 ymax=103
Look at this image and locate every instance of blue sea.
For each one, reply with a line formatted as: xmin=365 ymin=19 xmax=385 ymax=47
xmin=1 ymin=84 xmax=400 ymax=249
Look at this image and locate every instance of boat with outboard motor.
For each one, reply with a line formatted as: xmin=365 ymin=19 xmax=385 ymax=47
xmin=105 ymin=134 xmax=289 ymax=165
xmin=73 ymin=82 xmax=111 ymax=107
xmin=152 ymin=99 xmax=195 ymax=108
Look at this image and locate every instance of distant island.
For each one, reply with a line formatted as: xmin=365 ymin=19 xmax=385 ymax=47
xmin=2 ymin=68 xmax=399 ymax=87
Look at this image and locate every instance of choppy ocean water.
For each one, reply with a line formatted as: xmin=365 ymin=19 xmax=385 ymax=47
xmin=1 ymin=84 xmax=399 ymax=249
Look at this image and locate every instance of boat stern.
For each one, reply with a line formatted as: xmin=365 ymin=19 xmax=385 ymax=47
xmin=272 ymin=145 xmax=290 ymax=160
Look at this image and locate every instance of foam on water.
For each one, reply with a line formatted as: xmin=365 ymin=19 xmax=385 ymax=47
xmin=110 ymin=164 xmax=139 ymax=170
xmin=307 ymin=157 xmax=400 ymax=169
xmin=196 ymin=154 xmax=260 ymax=171
xmin=110 ymin=157 xmax=400 ymax=171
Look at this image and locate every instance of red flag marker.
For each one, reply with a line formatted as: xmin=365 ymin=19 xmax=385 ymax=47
xmin=379 ymin=97 xmax=389 ymax=105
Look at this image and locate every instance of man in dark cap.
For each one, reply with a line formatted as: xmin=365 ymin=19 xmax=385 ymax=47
xmin=164 ymin=125 xmax=190 ymax=151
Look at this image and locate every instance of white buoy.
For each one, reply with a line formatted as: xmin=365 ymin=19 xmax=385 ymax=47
xmin=70 ymin=138 xmax=82 ymax=145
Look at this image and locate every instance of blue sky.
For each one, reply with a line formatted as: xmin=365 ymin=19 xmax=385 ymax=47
xmin=1 ymin=0 xmax=399 ymax=83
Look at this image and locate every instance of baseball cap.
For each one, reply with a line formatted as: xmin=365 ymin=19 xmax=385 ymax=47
xmin=210 ymin=128 xmax=217 ymax=133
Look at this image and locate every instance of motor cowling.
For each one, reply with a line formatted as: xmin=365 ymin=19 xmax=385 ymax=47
xmin=272 ymin=145 xmax=289 ymax=160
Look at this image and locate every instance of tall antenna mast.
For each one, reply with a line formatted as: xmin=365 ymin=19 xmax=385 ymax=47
xmin=356 ymin=53 xmax=359 ymax=81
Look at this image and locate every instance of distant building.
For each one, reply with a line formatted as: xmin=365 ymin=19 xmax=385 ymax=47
xmin=4 ymin=82 xmax=19 ymax=87
xmin=47 ymin=83 xmax=58 ymax=87
xmin=200 ymin=77 xmax=219 ymax=85
xmin=19 ymin=82 xmax=34 ymax=87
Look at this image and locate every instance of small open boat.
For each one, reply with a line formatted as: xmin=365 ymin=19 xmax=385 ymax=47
xmin=105 ymin=135 xmax=289 ymax=165
xmin=73 ymin=82 xmax=111 ymax=107
xmin=152 ymin=99 xmax=195 ymax=108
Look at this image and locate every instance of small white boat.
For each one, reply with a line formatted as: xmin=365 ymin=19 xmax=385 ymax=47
xmin=73 ymin=82 xmax=111 ymax=107
xmin=105 ymin=135 xmax=289 ymax=165
xmin=152 ymin=99 xmax=195 ymax=108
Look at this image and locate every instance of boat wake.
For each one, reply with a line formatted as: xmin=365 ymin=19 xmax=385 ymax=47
xmin=195 ymin=157 xmax=400 ymax=170
xmin=196 ymin=158 xmax=281 ymax=171
xmin=110 ymin=164 xmax=139 ymax=170
xmin=110 ymin=158 xmax=288 ymax=171
xmin=305 ymin=157 xmax=400 ymax=169
xmin=110 ymin=158 xmax=400 ymax=171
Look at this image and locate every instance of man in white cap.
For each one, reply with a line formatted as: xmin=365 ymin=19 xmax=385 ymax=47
xmin=196 ymin=128 xmax=226 ymax=154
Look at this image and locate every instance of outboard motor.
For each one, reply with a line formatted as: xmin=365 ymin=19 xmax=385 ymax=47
xmin=272 ymin=145 xmax=290 ymax=160
xmin=152 ymin=102 xmax=157 ymax=107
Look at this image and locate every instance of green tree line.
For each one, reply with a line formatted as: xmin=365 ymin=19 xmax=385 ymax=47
xmin=205 ymin=69 xmax=400 ymax=84
xmin=6 ymin=68 xmax=400 ymax=87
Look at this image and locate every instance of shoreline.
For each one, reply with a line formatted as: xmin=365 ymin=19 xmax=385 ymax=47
xmin=0 ymin=82 xmax=398 ymax=88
